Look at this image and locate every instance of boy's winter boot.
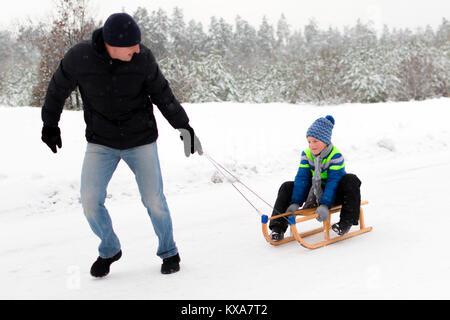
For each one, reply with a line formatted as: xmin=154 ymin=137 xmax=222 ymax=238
xmin=90 ymin=250 xmax=122 ymax=278
xmin=161 ymin=253 xmax=181 ymax=274
xmin=270 ymin=227 xmax=285 ymax=242
xmin=331 ymin=221 xmax=352 ymax=236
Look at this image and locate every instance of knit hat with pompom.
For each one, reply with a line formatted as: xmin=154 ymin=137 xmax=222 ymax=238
xmin=306 ymin=115 xmax=335 ymax=145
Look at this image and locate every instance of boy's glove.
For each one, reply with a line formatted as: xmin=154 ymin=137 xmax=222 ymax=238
xmin=316 ymin=204 xmax=329 ymax=222
xmin=286 ymin=203 xmax=300 ymax=216
xmin=178 ymin=125 xmax=203 ymax=157
xmin=41 ymin=125 xmax=62 ymax=154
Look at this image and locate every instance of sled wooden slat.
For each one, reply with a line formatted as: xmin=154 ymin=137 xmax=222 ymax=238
xmin=262 ymin=201 xmax=372 ymax=249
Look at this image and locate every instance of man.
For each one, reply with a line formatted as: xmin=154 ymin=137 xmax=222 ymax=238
xmin=41 ymin=13 xmax=203 ymax=277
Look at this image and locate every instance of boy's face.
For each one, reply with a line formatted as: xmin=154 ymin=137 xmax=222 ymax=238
xmin=307 ymin=136 xmax=327 ymax=155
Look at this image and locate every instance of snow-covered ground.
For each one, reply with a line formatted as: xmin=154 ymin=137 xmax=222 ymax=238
xmin=1 ymin=98 xmax=450 ymax=300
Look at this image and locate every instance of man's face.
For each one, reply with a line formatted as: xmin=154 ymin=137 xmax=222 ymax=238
xmin=105 ymin=43 xmax=140 ymax=61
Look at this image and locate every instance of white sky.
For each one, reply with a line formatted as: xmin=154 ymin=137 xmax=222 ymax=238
xmin=1 ymin=0 xmax=449 ymax=32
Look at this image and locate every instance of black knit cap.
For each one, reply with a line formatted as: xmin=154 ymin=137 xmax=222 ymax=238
xmin=102 ymin=13 xmax=141 ymax=47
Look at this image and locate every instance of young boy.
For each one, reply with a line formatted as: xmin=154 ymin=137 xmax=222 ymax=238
xmin=269 ymin=115 xmax=362 ymax=241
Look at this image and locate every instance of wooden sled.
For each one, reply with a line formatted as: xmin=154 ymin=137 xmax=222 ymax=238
xmin=261 ymin=201 xmax=372 ymax=249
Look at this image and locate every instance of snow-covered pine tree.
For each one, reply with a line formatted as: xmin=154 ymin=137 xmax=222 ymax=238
xmin=160 ymin=53 xmax=236 ymax=103
xmin=169 ymin=7 xmax=188 ymax=59
xmin=338 ymin=20 xmax=399 ymax=103
xmin=159 ymin=56 xmax=193 ymax=103
xmin=190 ymin=53 xmax=237 ymax=102
xmin=0 ymin=30 xmax=38 ymax=106
xmin=257 ymin=16 xmax=277 ymax=62
xmin=231 ymin=16 xmax=258 ymax=68
xmin=0 ymin=30 xmax=14 ymax=105
xmin=206 ymin=17 xmax=233 ymax=59
xmin=132 ymin=7 xmax=152 ymax=51
xmin=276 ymin=14 xmax=291 ymax=49
xmin=2 ymin=5 xmax=448 ymax=106
xmin=149 ymin=8 xmax=170 ymax=60
xmin=185 ymin=20 xmax=207 ymax=58
xmin=340 ymin=46 xmax=401 ymax=103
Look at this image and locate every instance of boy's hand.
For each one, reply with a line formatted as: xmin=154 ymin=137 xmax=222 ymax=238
xmin=316 ymin=204 xmax=329 ymax=222
xmin=286 ymin=203 xmax=300 ymax=216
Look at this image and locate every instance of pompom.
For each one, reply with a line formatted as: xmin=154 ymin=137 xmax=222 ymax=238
xmin=325 ymin=115 xmax=335 ymax=125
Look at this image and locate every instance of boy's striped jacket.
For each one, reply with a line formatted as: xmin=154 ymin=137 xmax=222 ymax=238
xmin=291 ymin=145 xmax=346 ymax=208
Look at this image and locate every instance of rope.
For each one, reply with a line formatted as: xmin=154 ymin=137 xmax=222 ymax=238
xmin=205 ymin=154 xmax=275 ymax=209
xmin=203 ymin=153 xmax=289 ymax=222
xmin=204 ymin=153 xmax=264 ymax=216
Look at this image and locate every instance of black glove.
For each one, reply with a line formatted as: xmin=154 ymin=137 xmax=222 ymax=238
xmin=178 ymin=125 xmax=203 ymax=157
xmin=41 ymin=125 xmax=62 ymax=154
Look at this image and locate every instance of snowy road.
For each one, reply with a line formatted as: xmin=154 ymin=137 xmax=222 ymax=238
xmin=1 ymin=99 xmax=450 ymax=299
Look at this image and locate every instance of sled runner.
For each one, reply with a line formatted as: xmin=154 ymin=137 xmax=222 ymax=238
xmin=261 ymin=201 xmax=372 ymax=249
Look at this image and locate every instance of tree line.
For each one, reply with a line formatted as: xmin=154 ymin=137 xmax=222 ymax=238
xmin=0 ymin=0 xmax=448 ymax=108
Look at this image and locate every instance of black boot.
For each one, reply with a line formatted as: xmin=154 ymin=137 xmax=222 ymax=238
xmin=270 ymin=227 xmax=285 ymax=242
xmin=332 ymin=221 xmax=352 ymax=236
xmin=161 ymin=253 xmax=181 ymax=274
xmin=90 ymin=250 xmax=122 ymax=278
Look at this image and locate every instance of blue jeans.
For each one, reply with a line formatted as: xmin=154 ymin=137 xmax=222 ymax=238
xmin=80 ymin=142 xmax=178 ymax=259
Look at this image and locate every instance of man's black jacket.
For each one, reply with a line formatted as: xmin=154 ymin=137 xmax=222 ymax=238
xmin=42 ymin=28 xmax=190 ymax=150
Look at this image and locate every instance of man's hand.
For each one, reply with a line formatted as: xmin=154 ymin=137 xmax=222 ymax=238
xmin=41 ymin=125 xmax=62 ymax=154
xmin=179 ymin=126 xmax=203 ymax=157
